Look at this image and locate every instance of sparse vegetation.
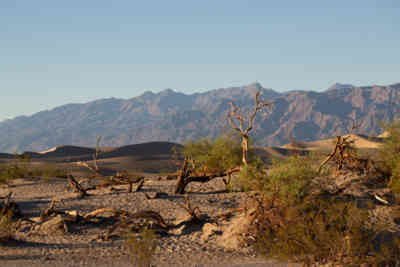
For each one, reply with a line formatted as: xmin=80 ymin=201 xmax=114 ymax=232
xmin=253 ymin=194 xmax=400 ymax=266
xmin=0 ymin=209 xmax=16 ymax=244
xmin=243 ymin=126 xmax=400 ymax=266
xmin=182 ymin=133 xmax=243 ymax=174
xmin=1 ymin=94 xmax=400 ymax=266
xmin=126 ymin=226 xmax=159 ymax=267
xmin=0 ymin=160 xmax=67 ymax=184
xmin=0 ymin=194 xmax=20 ymax=245
xmin=378 ymin=120 xmax=400 ymax=197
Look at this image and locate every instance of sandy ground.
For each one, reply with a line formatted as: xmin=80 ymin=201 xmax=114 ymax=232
xmin=0 ymin=177 xmax=294 ymax=267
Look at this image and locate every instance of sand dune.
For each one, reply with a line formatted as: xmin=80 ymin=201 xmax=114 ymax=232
xmin=38 ymin=145 xmax=96 ymax=159
xmin=281 ymin=134 xmax=385 ymax=151
xmin=99 ymin=142 xmax=181 ymax=159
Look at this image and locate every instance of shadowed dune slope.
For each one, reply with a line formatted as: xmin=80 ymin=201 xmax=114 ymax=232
xmin=39 ymin=146 xmax=96 ymax=158
xmin=99 ymin=142 xmax=182 ymax=159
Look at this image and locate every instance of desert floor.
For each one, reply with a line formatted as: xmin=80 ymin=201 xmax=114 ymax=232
xmin=0 ymin=176 xmax=295 ymax=267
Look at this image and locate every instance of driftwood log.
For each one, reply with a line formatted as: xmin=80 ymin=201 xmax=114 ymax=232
xmin=67 ymin=174 xmax=145 ymax=198
xmin=175 ymin=166 xmax=240 ymax=194
xmin=68 ymin=175 xmax=90 ymax=198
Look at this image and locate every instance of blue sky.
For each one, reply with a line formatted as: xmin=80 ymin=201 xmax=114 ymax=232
xmin=0 ymin=0 xmax=399 ymax=121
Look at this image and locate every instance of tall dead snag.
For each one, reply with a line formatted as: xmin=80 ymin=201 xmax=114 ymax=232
xmin=227 ymin=92 xmax=271 ymax=166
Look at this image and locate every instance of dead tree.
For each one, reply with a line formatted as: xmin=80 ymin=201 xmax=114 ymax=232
xmin=75 ymin=136 xmax=144 ymax=193
xmin=75 ymin=137 xmax=102 ymax=177
xmin=318 ymin=119 xmax=365 ymax=173
xmin=227 ymin=92 xmax=271 ymax=166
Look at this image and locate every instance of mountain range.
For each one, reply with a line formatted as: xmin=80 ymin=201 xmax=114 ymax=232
xmin=0 ymin=82 xmax=399 ymax=153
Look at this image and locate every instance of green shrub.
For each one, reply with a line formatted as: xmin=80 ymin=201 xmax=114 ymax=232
xmin=0 ymin=209 xmax=16 ymax=244
xmin=0 ymin=164 xmax=27 ymax=184
xmin=265 ymin=155 xmax=319 ymax=204
xmin=0 ymin=162 xmax=67 ymax=184
xmin=233 ymin=158 xmax=266 ymax=191
xmin=235 ymin=154 xmax=319 ymax=203
xmin=390 ymin=159 xmax=400 ymax=195
xmin=379 ymin=120 xmax=400 ymax=171
xmin=254 ymin=195 xmax=400 ymax=266
xmin=377 ymin=120 xmax=400 ymax=196
xmin=182 ymin=133 xmax=243 ymax=174
xmin=126 ymin=226 xmax=158 ymax=267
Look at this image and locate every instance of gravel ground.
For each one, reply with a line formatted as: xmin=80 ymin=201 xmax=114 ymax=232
xmin=0 ymin=177 xmax=295 ymax=267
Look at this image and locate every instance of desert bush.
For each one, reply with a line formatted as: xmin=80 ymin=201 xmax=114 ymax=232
xmin=235 ymin=154 xmax=319 ymax=203
xmin=29 ymin=164 xmax=68 ymax=179
xmin=0 ymin=161 xmax=67 ymax=184
xmin=377 ymin=120 xmax=400 ymax=196
xmin=244 ymin=150 xmax=400 ymax=266
xmin=264 ymin=155 xmax=319 ymax=204
xmin=253 ymin=195 xmax=400 ymax=266
xmin=233 ymin=158 xmax=266 ymax=191
xmin=0 ymin=208 xmax=17 ymax=244
xmin=182 ymin=133 xmax=244 ymax=174
xmin=0 ymin=164 xmax=28 ymax=184
xmin=126 ymin=226 xmax=158 ymax=267
xmin=379 ymin=120 xmax=400 ymax=170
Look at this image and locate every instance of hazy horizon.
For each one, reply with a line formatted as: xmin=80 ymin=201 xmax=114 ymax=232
xmin=1 ymin=0 xmax=399 ymax=121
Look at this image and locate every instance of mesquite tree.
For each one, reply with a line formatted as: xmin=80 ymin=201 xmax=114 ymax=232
xmin=227 ymin=92 xmax=271 ymax=166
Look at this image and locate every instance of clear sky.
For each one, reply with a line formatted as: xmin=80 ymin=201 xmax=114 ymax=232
xmin=0 ymin=0 xmax=399 ymax=121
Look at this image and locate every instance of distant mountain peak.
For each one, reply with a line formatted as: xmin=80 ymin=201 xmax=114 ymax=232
xmin=327 ymin=83 xmax=355 ymax=91
xmin=0 ymin=82 xmax=399 ymax=153
xmin=244 ymin=82 xmax=263 ymax=90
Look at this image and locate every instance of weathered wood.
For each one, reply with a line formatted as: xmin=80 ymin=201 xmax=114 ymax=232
xmin=83 ymin=208 xmax=125 ymax=219
xmin=175 ymin=167 xmax=240 ymax=194
xmin=67 ymin=175 xmax=89 ymax=198
xmin=181 ymin=196 xmax=201 ymax=222
xmin=39 ymin=215 xmax=68 ymax=234
xmin=40 ymin=198 xmax=58 ymax=221
xmin=76 ymin=161 xmax=99 ymax=176
xmin=228 ymin=92 xmax=272 ymax=166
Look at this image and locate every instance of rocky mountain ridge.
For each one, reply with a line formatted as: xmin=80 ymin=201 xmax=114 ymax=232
xmin=0 ymin=82 xmax=399 ymax=153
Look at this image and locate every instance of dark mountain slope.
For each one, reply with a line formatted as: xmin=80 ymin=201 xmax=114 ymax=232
xmin=0 ymin=82 xmax=399 ymax=152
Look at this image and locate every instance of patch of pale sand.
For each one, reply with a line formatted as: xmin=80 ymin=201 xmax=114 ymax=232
xmin=378 ymin=131 xmax=390 ymax=138
xmin=0 ymin=176 xmax=295 ymax=267
xmin=39 ymin=146 xmax=58 ymax=154
xmin=281 ymin=133 xmax=383 ymax=151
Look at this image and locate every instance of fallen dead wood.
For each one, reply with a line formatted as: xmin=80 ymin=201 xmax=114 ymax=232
xmin=103 ymin=210 xmax=170 ymax=240
xmin=67 ymin=175 xmax=90 ymax=198
xmin=90 ymin=175 xmax=145 ymax=193
xmin=143 ymin=192 xmax=160 ymax=199
xmin=76 ymin=161 xmax=99 ymax=176
xmin=179 ymin=196 xmax=201 ymax=222
xmin=68 ymin=173 xmax=145 ymax=197
xmin=83 ymin=208 xmax=124 ymax=219
xmin=175 ymin=167 xmax=240 ymax=194
xmin=128 ymin=176 xmax=144 ymax=193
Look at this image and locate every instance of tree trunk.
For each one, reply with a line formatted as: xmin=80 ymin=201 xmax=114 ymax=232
xmin=242 ymin=135 xmax=249 ymax=166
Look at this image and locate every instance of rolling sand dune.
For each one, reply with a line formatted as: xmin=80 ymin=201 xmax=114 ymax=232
xmin=99 ymin=142 xmax=181 ymax=159
xmin=39 ymin=145 xmax=96 ymax=158
xmin=281 ymin=134 xmax=385 ymax=152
